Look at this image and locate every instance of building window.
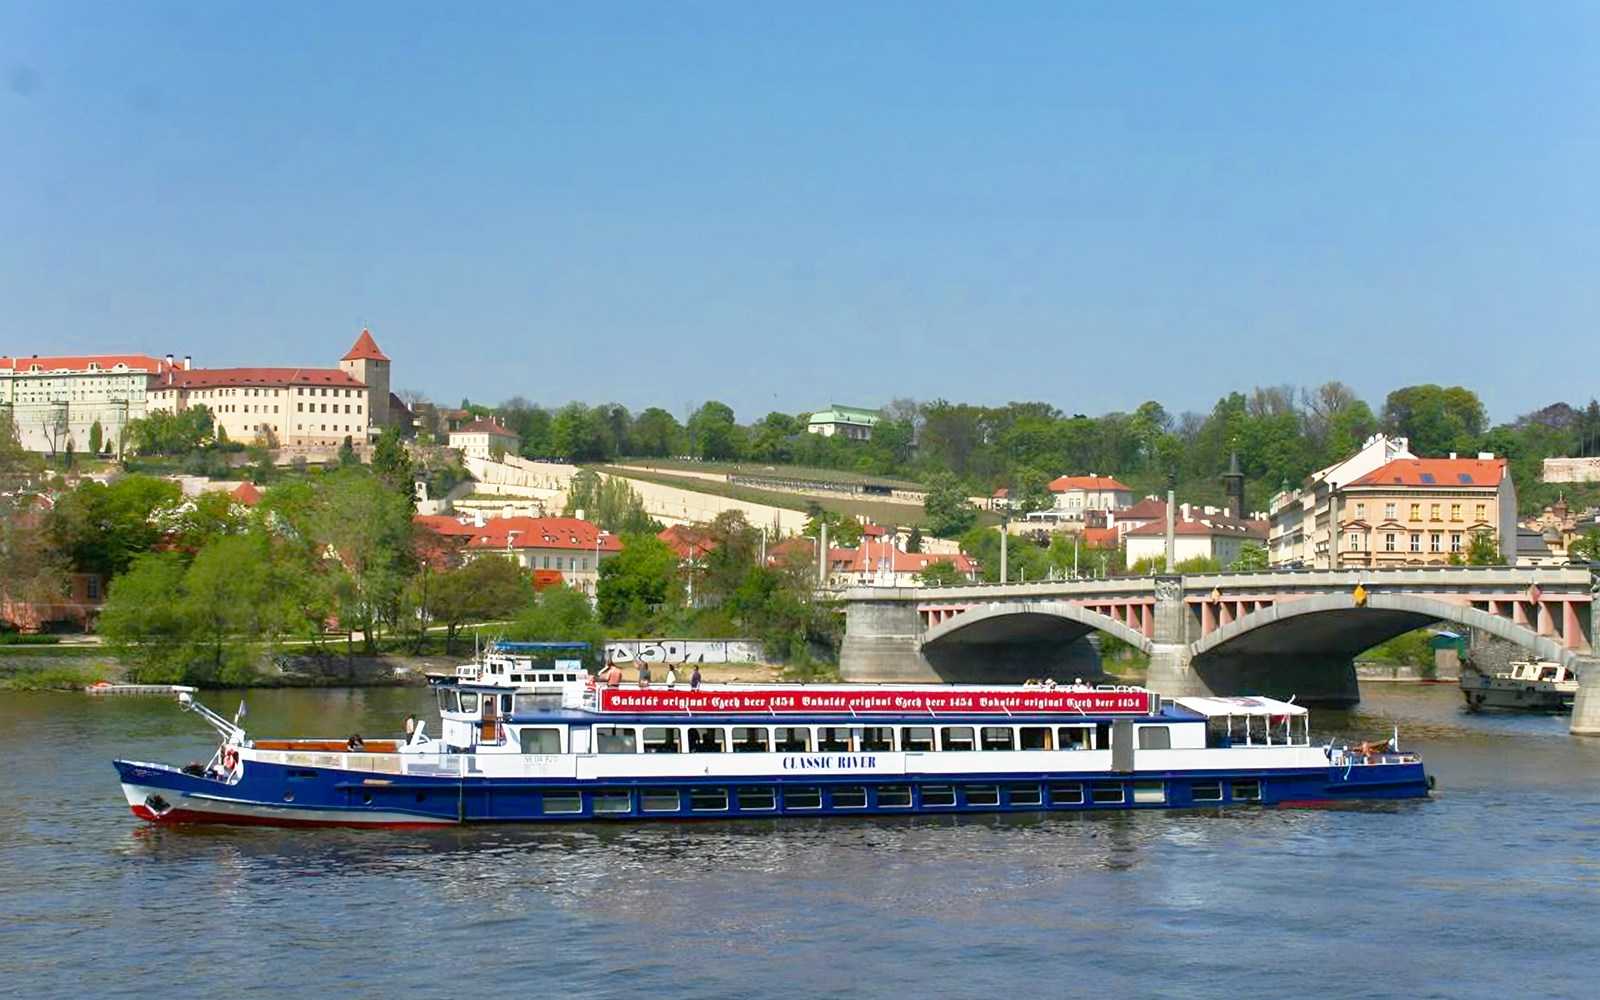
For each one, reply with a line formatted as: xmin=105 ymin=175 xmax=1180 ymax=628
xmin=1450 ymin=504 xmax=1461 ymax=521
xmin=1475 ymin=504 xmax=1486 ymax=522
xmin=1451 ymin=533 xmax=1463 ymax=553
xmin=1427 ymin=533 xmax=1441 ymax=553
xmin=1384 ymin=503 xmax=1396 ymax=520
xmin=1354 ymin=503 xmax=1365 ymax=519
xmin=1347 ymin=532 xmax=1362 ymax=551
xmin=1410 ymin=503 xmax=1421 ymax=521
xmin=1410 ymin=533 xmax=1421 ymax=552
xmin=1384 ymin=533 xmax=1397 ymax=552
xmin=1430 ymin=504 xmax=1441 ymax=521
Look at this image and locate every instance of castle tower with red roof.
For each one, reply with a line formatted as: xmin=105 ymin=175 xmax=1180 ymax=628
xmin=340 ymin=328 xmax=391 ymax=430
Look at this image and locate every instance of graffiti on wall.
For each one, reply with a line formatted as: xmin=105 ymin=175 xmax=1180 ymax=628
xmin=603 ymin=639 xmax=762 ymax=665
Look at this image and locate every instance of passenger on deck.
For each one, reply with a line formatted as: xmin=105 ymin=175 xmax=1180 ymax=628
xmin=603 ymin=663 xmax=623 ymax=687
xmin=690 ymin=666 xmax=703 ymax=691
xmin=638 ymin=664 xmax=652 ymax=689
xmin=347 ymin=734 xmax=365 ymax=751
xmin=666 ymin=666 xmax=678 ymax=689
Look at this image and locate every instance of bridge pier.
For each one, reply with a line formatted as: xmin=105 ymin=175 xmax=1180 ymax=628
xmin=839 ymin=594 xmax=933 ymax=682
xmin=1569 ymin=657 xmax=1600 ymax=736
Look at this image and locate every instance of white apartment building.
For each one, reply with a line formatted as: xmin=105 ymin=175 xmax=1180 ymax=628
xmin=1268 ymin=434 xmax=1414 ymax=568
xmin=0 ymin=353 xmax=172 ymax=455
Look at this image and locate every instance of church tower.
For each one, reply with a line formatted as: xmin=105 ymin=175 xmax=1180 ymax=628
xmin=340 ymin=327 xmax=391 ymax=432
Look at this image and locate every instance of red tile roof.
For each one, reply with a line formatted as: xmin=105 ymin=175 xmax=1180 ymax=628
xmin=1080 ymin=527 xmax=1120 ymax=548
xmin=158 ymin=367 xmax=365 ymax=389
xmin=842 ymin=541 xmax=978 ymax=576
xmin=452 ymin=419 xmax=518 ymax=437
xmin=341 ymin=328 xmax=390 ymax=362
xmin=1347 ymin=458 xmax=1506 ymax=489
xmin=1117 ymin=496 xmax=1169 ymax=521
xmin=1048 ymin=475 xmax=1133 ymax=493
xmin=658 ymin=524 xmax=718 ymax=559
xmin=230 ymin=482 xmax=262 ymax=506
xmin=1123 ymin=514 xmax=1267 ymax=540
xmin=1 ymin=354 xmax=167 ymax=374
xmin=467 ymin=517 xmax=621 ymax=553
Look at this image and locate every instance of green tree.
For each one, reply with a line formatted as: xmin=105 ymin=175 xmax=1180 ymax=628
xmin=631 ymin=407 xmax=687 ymax=458
xmin=906 ymin=526 xmax=923 ymax=553
xmin=1466 ymin=528 xmax=1506 ymax=565
xmin=917 ymin=560 xmax=967 ymax=586
xmin=312 ymin=470 xmax=417 ymax=652
xmin=1230 ymin=543 xmax=1270 ymax=571
xmin=1382 ymin=385 xmax=1487 ymax=457
xmin=427 ymin=556 xmax=534 ymax=652
xmin=688 ymin=401 xmax=742 ymax=461
xmin=337 ymin=435 xmax=358 ymax=467
xmin=45 ymin=474 xmax=184 ymax=578
xmin=88 ymin=420 xmax=103 ymax=457
xmin=506 ymin=585 xmax=604 ymax=665
xmin=1569 ymin=528 xmax=1600 ymax=563
xmin=597 ymin=534 xmax=680 ymax=628
xmin=923 ymin=473 xmax=978 ymax=537
xmin=182 ymin=532 xmax=308 ymax=682
xmin=802 ymin=508 xmax=863 ymax=548
xmin=0 ymin=412 xmax=67 ymax=628
xmin=370 ymin=426 xmax=416 ymax=508
xmin=98 ymin=552 xmax=201 ymax=682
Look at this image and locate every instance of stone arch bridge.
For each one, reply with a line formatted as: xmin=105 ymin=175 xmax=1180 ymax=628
xmin=837 ymin=566 xmax=1600 ymax=732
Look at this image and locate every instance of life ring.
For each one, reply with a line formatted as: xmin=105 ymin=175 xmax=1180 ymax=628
xmin=222 ymin=748 xmax=239 ymax=771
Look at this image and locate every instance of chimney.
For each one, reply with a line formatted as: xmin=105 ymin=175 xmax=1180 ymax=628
xmin=165 ymin=353 xmax=174 ymax=369
xmin=473 ymin=509 xmax=485 ymax=528
xmin=1449 ymin=452 xmax=1457 ymax=460
xmin=1477 ymin=452 xmax=1493 ymax=460
xmin=1181 ymin=502 xmax=1191 ymax=520
xmin=183 ymin=355 xmax=192 ymax=370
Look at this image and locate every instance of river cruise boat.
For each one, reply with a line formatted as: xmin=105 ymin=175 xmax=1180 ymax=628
xmin=114 ymin=650 xmax=1431 ymax=827
xmin=1460 ymin=659 xmax=1580 ymax=713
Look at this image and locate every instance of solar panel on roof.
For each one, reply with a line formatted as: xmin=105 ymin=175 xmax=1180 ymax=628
xmin=1419 ymin=473 xmax=1436 ymax=483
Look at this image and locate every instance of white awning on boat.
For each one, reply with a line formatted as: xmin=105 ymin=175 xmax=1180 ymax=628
xmin=1172 ymin=696 xmax=1307 ymax=718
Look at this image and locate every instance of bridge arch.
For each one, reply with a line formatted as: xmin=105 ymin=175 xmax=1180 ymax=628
xmin=1190 ymin=592 xmax=1581 ymax=669
xmin=924 ymin=601 xmax=1153 ymax=655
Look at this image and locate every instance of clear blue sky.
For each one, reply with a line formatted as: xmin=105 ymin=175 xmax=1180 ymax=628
xmin=3 ymin=1 xmax=1596 ymax=425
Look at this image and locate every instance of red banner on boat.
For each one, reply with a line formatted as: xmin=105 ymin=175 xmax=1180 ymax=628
xmin=598 ymin=687 xmax=1152 ymax=715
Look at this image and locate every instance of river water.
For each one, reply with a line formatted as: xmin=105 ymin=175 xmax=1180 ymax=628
xmin=1 ymin=685 xmax=1597 ymax=999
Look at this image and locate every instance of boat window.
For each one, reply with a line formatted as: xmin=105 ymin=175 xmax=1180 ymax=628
xmin=687 ymin=727 xmax=726 ymax=753
xmin=980 ymin=727 xmax=1014 ymax=751
xmin=592 ymin=792 xmax=632 ymax=815
xmin=643 ymin=727 xmax=682 ymax=754
xmin=1091 ymin=783 xmax=1125 ymax=804
xmin=901 ymin=727 xmax=935 ymax=752
xmin=1138 ymin=726 xmax=1171 ymax=750
xmin=519 ymin=727 xmax=561 ymax=754
xmin=1230 ymin=780 xmax=1262 ymax=803
xmin=640 ymin=789 xmax=680 ymax=813
xmin=500 ymin=694 xmax=513 ymax=714
xmin=689 ymin=787 xmax=728 ymax=811
xmin=859 ymin=726 xmax=895 ymax=751
xmin=458 ymin=692 xmax=480 ymax=713
xmin=436 ymin=689 xmax=459 ymax=713
xmin=1019 ymin=726 xmax=1054 ymax=750
xmin=1059 ymin=726 xmax=1092 ymax=749
xmin=1132 ymin=780 xmax=1166 ymax=804
xmin=877 ymin=785 xmax=912 ymax=808
xmin=737 ymin=787 xmax=776 ymax=810
xmin=1048 ymin=782 xmax=1084 ymax=805
xmin=940 ymin=727 xmax=975 ymax=752
xmin=731 ymin=727 xmax=770 ymax=752
xmin=965 ymin=785 xmax=1000 ymax=807
xmin=817 ymin=727 xmax=853 ymax=752
xmin=775 ymin=727 xmax=812 ymax=752
xmin=1192 ymin=781 xmax=1223 ymax=802
xmin=536 ymin=673 xmax=550 ymax=683
xmin=542 ymin=792 xmax=582 ymax=814
xmin=595 ymin=727 xmax=637 ymax=754
xmin=784 ymin=786 xmax=822 ymax=810
xmin=1007 ymin=783 xmax=1042 ymax=807
xmin=832 ymin=786 xmax=868 ymax=809
xmin=921 ymin=785 xmax=956 ymax=807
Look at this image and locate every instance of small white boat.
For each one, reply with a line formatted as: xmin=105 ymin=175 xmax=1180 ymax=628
xmin=1460 ymin=659 xmax=1580 ymax=713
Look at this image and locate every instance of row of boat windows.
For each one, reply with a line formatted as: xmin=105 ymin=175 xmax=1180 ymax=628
xmin=514 ymin=723 xmax=1168 ymax=755
xmin=521 ymin=779 xmax=1264 ymax=815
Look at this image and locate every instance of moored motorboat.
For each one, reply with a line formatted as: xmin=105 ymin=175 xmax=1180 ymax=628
xmin=113 ymin=648 xmax=1432 ymax=828
xmin=1460 ymin=659 xmax=1580 ymax=713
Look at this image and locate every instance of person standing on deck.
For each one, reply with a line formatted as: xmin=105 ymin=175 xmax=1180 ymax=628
xmin=666 ymin=666 xmax=678 ymax=690
xmin=638 ymin=663 xmax=652 ymax=689
xmin=603 ymin=663 xmax=622 ymax=688
xmin=690 ymin=666 xmax=703 ymax=691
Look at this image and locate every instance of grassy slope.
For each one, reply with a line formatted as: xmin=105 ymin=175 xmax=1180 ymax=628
xmin=594 ymin=465 xmax=938 ymax=527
